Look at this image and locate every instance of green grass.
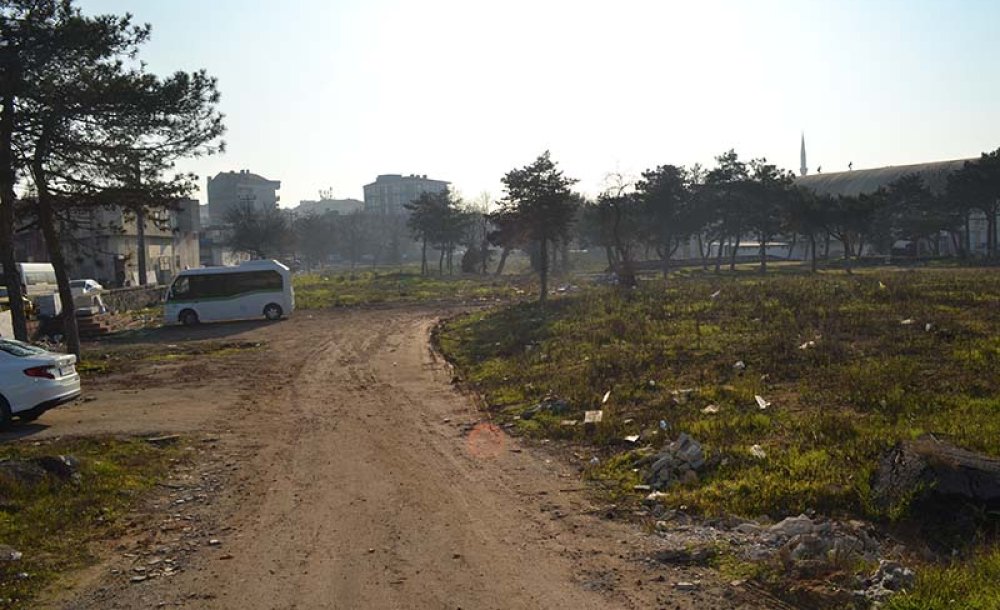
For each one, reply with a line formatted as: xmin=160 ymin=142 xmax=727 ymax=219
xmin=292 ymin=270 xmax=530 ymax=309
xmin=438 ymin=267 xmax=1000 ymax=605
xmin=884 ymin=546 xmax=1000 ymax=610
xmin=436 ymin=269 xmax=1000 ymax=520
xmin=0 ymin=437 xmax=184 ymax=608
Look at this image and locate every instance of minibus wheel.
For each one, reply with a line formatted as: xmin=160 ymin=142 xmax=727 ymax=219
xmin=179 ymin=309 xmax=199 ymax=326
xmin=263 ymin=303 xmax=283 ymax=321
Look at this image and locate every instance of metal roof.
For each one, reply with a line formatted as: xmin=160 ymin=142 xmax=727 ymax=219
xmin=795 ymin=158 xmax=975 ymax=197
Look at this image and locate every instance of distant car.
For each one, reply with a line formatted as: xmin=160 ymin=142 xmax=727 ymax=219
xmin=70 ymin=279 xmax=103 ymax=296
xmin=0 ymin=339 xmax=80 ymax=428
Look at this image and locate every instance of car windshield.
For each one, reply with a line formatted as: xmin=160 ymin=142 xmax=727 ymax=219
xmin=0 ymin=339 xmax=47 ymax=358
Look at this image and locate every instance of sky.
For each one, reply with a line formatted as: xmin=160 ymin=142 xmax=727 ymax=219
xmin=79 ymin=0 xmax=1000 ymax=208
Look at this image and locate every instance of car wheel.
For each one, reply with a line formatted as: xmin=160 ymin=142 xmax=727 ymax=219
xmin=179 ymin=309 xmax=199 ymax=326
xmin=0 ymin=396 xmax=12 ymax=432
xmin=263 ymin=303 xmax=283 ymax=321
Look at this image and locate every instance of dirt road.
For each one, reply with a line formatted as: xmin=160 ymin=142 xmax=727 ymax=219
xmin=33 ymin=307 xmax=767 ymax=609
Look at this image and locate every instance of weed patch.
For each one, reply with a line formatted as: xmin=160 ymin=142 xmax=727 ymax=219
xmin=0 ymin=437 xmax=184 ymax=608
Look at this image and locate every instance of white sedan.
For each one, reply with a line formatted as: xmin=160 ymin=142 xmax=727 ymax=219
xmin=70 ymin=279 xmax=103 ymax=296
xmin=0 ymin=339 xmax=81 ymax=429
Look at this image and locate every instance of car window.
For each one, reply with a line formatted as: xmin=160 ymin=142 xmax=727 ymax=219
xmin=70 ymin=280 xmax=84 ymax=288
xmin=0 ymin=339 xmax=47 ymax=357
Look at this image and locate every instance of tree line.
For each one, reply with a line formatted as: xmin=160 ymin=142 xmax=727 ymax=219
xmin=235 ymin=148 xmax=1000 ymax=305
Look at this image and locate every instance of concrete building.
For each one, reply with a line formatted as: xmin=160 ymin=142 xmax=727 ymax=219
xmin=363 ymin=174 xmax=449 ymax=215
xmin=207 ymin=170 xmax=281 ymax=225
xmin=13 ymin=199 xmax=201 ymax=287
xmin=293 ymin=198 xmax=364 ymax=217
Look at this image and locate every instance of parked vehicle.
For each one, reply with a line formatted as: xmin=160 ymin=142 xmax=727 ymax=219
xmin=0 ymin=262 xmax=58 ymax=297
xmin=164 ymin=259 xmax=294 ymax=326
xmin=69 ymin=279 xmax=103 ymax=296
xmin=0 ymin=338 xmax=80 ymax=428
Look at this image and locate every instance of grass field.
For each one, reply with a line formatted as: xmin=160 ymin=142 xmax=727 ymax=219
xmin=0 ymin=437 xmax=183 ymax=608
xmin=436 ymin=267 xmax=1000 ymax=606
xmin=293 ymin=269 xmax=531 ymax=309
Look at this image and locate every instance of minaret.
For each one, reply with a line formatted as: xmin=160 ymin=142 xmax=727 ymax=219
xmin=800 ymin=133 xmax=808 ymax=177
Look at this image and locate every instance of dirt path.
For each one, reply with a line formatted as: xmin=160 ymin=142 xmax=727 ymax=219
xmin=39 ymin=307 xmax=767 ymax=609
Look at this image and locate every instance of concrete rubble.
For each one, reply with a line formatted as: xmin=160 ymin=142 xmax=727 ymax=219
xmin=645 ymin=433 xmax=705 ymax=490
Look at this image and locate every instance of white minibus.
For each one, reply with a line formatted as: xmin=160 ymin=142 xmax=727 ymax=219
xmin=164 ymin=260 xmax=294 ymax=325
xmin=0 ymin=263 xmax=58 ymax=297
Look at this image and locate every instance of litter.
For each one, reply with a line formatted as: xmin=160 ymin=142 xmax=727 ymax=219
xmin=754 ymin=395 xmax=770 ymax=410
xmin=900 ymin=319 xmax=915 ymax=325
xmin=710 ymin=290 xmax=721 ymax=299
xmin=701 ymin=405 xmax=720 ymax=414
xmin=659 ymin=420 xmax=669 ymax=431
xmin=733 ymin=360 xmax=746 ymax=372
xmin=925 ymin=323 xmax=933 ymax=332
xmin=602 ymin=390 xmax=611 ymax=404
xmin=584 ymin=410 xmax=603 ymax=424
xmin=798 ymin=340 xmax=816 ymax=350
xmin=589 ymin=456 xmax=600 ymax=466
xmin=750 ymin=444 xmax=767 ymax=459
xmin=878 ymin=281 xmax=887 ymax=290
xmin=624 ymin=434 xmax=640 ymax=443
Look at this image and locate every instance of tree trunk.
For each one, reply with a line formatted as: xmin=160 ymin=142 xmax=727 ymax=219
xmin=36 ymin=195 xmax=81 ymax=357
xmin=0 ymin=86 xmax=28 ymax=340
xmin=714 ymin=237 xmax=725 ymax=274
xmin=438 ymin=248 xmax=444 ymax=275
xmin=728 ymin=235 xmax=741 ymax=271
xmin=697 ymin=233 xmax=708 ymax=271
xmin=494 ymin=246 xmax=510 ymax=277
xmin=787 ymin=233 xmax=798 ymax=260
xmin=758 ymin=233 xmax=767 ymax=274
xmin=32 ymin=125 xmax=82 ymax=355
xmin=136 ymin=207 xmax=147 ymax=285
xmin=824 ymin=232 xmax=831 ymax=259
xmin=964 ymin=212 xmax=971 ymax=257
xmin=809 ymin=234 xmax=817 ymax=273
xmin=420 ymin=238 xmax=427 ymax=275
xmin=538 ymin=238 xmax=548 ymax=303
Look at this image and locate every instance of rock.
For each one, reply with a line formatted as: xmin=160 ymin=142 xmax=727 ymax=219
xmin=769 ymin=515 xmax=815 ymax=539
xmin=32 ymin=455 xmax=80 ymax=480
xmin=0 ymin=545 xmax=23 ymax=562
xmin=653 ymin=546 xmax=716 ymax=566
xmin=0 ymin=460 xmax=49 ymax=486
xmin=785 ymin=534 xmax=830 ymax=561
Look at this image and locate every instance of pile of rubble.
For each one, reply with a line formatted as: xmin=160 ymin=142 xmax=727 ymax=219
xmin=646 ymin=506 xmax=916 ymax=605
xmin=644 ymin=433 xmax=705 ymax=489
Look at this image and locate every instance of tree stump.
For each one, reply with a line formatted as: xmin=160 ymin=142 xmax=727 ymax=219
xmin=871 ymin=436 xmax=1000 ymax=513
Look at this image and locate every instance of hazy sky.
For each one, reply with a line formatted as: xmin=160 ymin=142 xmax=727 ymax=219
xmin=79 ymin=0 xmax=1000 ymax=208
